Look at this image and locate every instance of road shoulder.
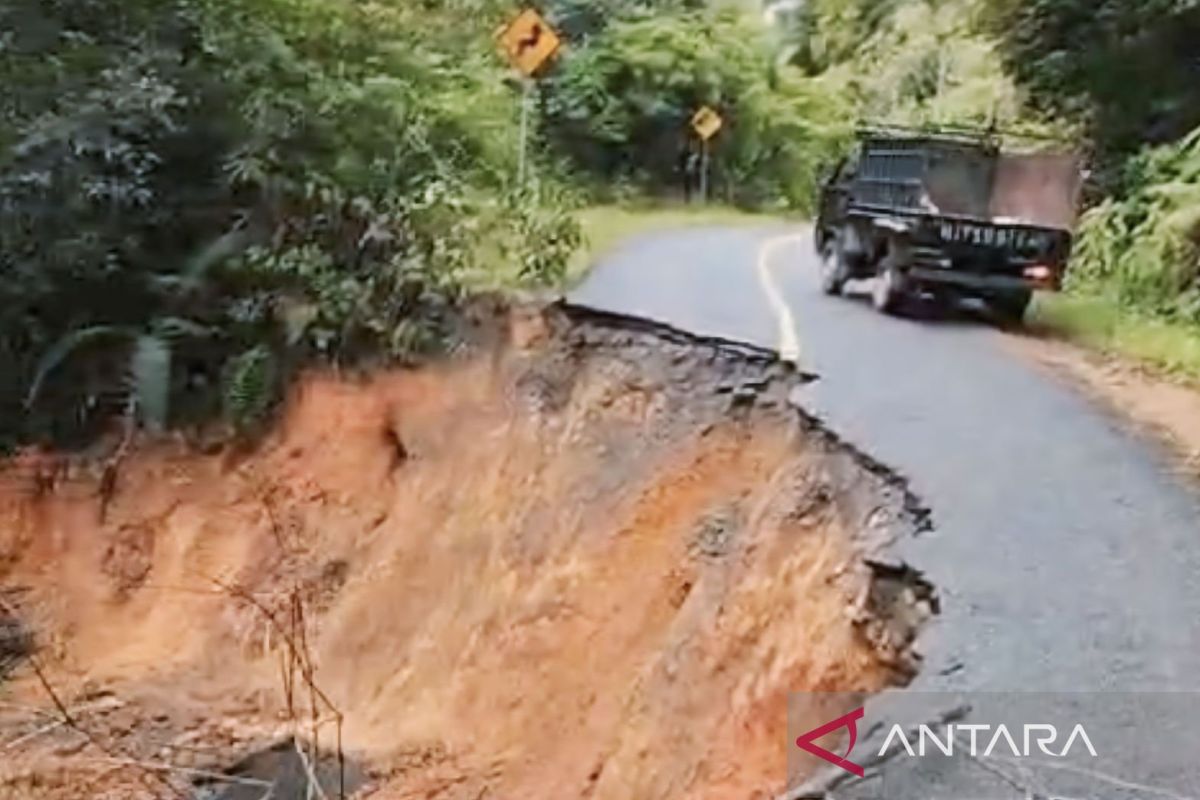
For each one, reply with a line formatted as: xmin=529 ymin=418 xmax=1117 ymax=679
xmin=1005 ymin=332 xmax=1200 ymax=480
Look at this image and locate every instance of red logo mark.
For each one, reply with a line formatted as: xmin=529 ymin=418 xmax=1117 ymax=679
xmin=795 ymin=707 xmax=865 ymax=778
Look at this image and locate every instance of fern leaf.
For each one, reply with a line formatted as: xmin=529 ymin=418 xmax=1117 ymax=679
xmin=222 ymin=346 xmax=277 ymax=429
xmin=25 ymin=325 xmax=128 ymax=410
xmin=151 ymin=317 xmax=218 ymax=341
xmin=183 ymin=228 xmax=251 ymax=282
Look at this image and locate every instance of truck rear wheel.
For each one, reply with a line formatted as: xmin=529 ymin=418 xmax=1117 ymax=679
xmin=872 ymin=265 xmax=906 ymax=314
xmin=989 ymin=289 xmax=1033 ymax=325
xmin=819 ymin=240 xmax=849 ymax=296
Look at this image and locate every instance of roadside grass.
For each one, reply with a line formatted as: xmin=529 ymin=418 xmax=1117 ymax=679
xmin=1030 ymin=293 xmax=1200 ymax=382
xmin=567 ymin=203 xmax=793 ymax=285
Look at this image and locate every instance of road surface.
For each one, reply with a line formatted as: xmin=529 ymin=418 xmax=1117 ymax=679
xmin=572 ymin=225 xmax=1200 ymax=798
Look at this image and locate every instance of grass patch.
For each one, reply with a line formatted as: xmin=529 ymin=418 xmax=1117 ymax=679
xmin=567 ymin=203 xmax=791 ymax=284
xmin=1030 ymin=293 xmax=1200 ymax=382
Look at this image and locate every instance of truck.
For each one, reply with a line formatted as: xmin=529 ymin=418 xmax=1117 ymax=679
xmin=815 ymin=125 xmax=1085 ymax=322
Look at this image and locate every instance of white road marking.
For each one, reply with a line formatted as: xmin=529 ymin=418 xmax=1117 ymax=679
xmin=756 ymin=233 xmax=806 ymax=364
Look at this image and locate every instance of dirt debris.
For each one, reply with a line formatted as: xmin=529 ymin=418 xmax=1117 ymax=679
xmin=0 ymin=301 xmax=935 ymax=799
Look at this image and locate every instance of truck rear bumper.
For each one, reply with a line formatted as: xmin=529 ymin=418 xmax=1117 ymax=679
xmin=907 ymin=267 xmax=1056 ymax=293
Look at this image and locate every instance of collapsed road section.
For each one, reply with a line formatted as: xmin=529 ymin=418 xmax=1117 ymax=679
xmin=0 ymin=301 xmax=935 ymax=799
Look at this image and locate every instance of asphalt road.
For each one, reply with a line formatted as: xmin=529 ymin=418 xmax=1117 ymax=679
xmin=572 ymin=225 xmax=1200 ymax=799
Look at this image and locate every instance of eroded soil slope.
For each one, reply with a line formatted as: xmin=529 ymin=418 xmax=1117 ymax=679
xmin=0 ymin=304 xmax=932 ymax=799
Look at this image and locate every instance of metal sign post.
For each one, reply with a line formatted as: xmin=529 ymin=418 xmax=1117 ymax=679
xmin=517 ymin=79 xmax=533 ymax=191
xmin=495 ymin=8 xmax=562 ymax=194
xmin=690 ymin=105 xmax=723 ymax=205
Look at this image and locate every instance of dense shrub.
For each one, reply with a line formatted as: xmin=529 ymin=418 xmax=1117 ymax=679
xmin=0 ymin=0 xmax=579 ymax=449
xmin=1069 ymin=128 xmax=1200 ymax=321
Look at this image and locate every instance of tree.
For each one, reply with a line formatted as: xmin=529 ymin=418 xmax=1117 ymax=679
xmin=987 ymin=0 xmax=1200 ymax=172
xmin=540 ymin=8 xmax=850 ymax=208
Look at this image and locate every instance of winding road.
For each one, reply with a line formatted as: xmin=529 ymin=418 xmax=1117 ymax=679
xmin=573 ymin=225 xmax=1200 ymax=798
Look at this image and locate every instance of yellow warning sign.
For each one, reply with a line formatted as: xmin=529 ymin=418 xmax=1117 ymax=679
xmin=690 ymin=106 xmax=724 ymax=141
xmin=496 ymin=8 xmax=562 ymax=78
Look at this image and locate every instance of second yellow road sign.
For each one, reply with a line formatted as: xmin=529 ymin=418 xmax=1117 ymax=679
xmin=690 ymin=106 xmax=723 ymax=141
xmin=496 ymin=8 xmax=562 ymax=78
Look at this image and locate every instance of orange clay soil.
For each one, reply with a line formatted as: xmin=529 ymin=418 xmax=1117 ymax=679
xmin=0 ymin=307 xmax=927 ymax=799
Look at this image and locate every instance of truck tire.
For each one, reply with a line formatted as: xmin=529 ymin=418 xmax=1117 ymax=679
xmin=819 ymin=240 xmax=849 ymax=296
xmin=989 ymin=289 xmax=1033 ymax=325
xmin=872 ymin=265 xmax=906 ymax=314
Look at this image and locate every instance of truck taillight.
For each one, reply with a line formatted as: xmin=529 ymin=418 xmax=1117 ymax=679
xmin=1023 ymin=265 xmax=1054 ymax=285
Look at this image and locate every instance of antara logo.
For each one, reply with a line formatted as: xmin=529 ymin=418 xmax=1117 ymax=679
xmin=796 ymin=708 xmax=1099 ymax=778
xmin=878 ymin=723 xmax=1098 ymax=759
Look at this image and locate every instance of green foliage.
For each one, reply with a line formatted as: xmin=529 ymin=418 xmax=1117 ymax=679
xmin=25 ymin=326 xmax=128 ymax=414
xmin=792 ymin=0 xmax=1034 ymax=130
xmin=1069 ymin=128 xmax=1200 ymax=322
xmin=221 ymin=345 xmax=277 ymax=431
xmin=789 ymin=0 xmax=908 ymax=70
xmin=547 ymin=0 xmax=704 ymax=39
xmin=0 ymin=0 xmax=578 ymax=449
xmin=986 ymin=0 xmax=1200 ymax=173
xmin=541 ymin=8 xmax=852 ymax=209
xmin=507 ymin=196 xmax=585 ymax=285
xmin=785 ymin=0 xmax=1198 ymax=165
